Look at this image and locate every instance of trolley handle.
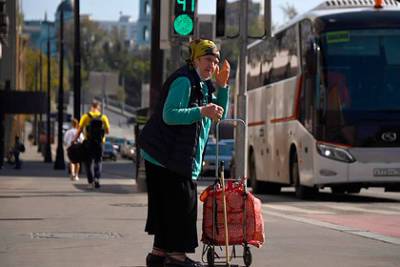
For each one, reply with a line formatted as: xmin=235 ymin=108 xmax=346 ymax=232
xmin=215 ymin=118 xmax=247 ymax=180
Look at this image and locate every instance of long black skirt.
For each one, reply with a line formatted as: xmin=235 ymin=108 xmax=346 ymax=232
xmin=144 ymin=160 xmax=198 ymax=253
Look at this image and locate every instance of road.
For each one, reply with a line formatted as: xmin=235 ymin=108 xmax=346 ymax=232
xmin=1 ymin=146 xmax=399 ymax=267
xmin=104 ymin=160 xmax=400 ymax=267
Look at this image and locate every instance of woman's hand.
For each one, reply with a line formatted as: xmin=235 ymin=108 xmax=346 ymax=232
xmin=200 ymin=103 xmax=224 ymax=122
xmin=215 ymin=59 xmax=230 ymax=88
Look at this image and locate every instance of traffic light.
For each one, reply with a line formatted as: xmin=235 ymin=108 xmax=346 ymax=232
xmin=172 ymin=0 xmax=197 ymax=37
xmin=216 ymin=0 xmax=226 ymax=37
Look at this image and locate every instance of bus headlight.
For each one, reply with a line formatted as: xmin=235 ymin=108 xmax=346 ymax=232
xmin=316 ymin=142 xmax=356 ymax=163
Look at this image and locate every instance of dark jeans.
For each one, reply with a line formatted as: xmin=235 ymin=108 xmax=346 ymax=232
xmin=84 ymin=140 xmax=103 ymax=183
xmin=13 ymin=151 xmax=21 ymax=169
xmin=145 ymin=160 xmax=198 ymax=253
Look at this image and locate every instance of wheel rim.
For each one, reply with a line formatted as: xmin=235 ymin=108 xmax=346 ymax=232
xmin=207 ymin=247 xmax=214 ymax=266
xmin=243 ymin=246 xmax=252 ymax=266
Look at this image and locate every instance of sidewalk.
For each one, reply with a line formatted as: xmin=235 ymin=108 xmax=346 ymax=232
xmin=0 ymin=142 xmax=221 ymax=267
xmin=0 ymin=143 xmax=152 ymax=267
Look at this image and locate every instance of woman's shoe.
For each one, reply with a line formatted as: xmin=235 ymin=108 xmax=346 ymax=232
xmin=164 ymin=256 xmax=203 ymax=267
xmin=146 ymin=253 xmax=165 ymax=267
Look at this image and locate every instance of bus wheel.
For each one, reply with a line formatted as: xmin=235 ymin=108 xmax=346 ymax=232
xmin=264 ymin=182 xmax=281 ymax=194
xmin=291 ymin=153 xmax=316 ymax=199
xmin=331 ymin=186 xmax=345 ymax=194
xmin=249 ymin=152 xmax=263 ymax=194
xmin=347 ymin=186 xmax=361 ymax=194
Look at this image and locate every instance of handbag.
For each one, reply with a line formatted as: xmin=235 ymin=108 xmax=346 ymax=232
xmin=67 ymin=142 xmax=86 ymax=163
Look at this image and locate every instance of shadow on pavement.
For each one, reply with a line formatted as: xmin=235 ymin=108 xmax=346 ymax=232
xmin=0 ymin=161 xmax=68 ymax=178
xmin=73 ymin=183 xmax=137 ymax=194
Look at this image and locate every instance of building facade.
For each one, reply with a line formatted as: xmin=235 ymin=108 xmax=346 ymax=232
xmin=24 ymin=0 xmax=151 ymax=53
xmin=0 ymin=0 xmax=28 ymax=166
xmin=135 ymin=0 xmax=151 ymax=47
xmin=97 ymin=14 xmax=137 ymax=48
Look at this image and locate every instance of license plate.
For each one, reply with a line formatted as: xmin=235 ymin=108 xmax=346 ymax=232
xmin=373 ymin=168 xmax=400 ymax=177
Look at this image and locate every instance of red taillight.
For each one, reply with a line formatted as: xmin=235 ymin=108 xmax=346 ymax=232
xmin=375 ymin=0 xmax=383 ymax=8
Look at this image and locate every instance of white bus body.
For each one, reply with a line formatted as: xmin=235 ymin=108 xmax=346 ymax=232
xmin=246 ymin=0 xmax=400 ymax=198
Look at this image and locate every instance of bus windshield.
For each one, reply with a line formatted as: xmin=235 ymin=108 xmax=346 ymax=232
xmin=321 ymin=29 xmax=400 ymax=111
xmin=319 ymin=29 xmax=400 ymax=146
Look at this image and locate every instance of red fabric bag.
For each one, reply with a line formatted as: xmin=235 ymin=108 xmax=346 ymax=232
xmin=200 ymin=180 xmax=265 ymax=247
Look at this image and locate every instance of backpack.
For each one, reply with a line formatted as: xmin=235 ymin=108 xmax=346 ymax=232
xmin=86 ymin=113 xmax=105 ymax=143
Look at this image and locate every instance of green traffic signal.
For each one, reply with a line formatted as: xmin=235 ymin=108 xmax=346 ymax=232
xmin=173 ymin=14 xmax=194 ymax=36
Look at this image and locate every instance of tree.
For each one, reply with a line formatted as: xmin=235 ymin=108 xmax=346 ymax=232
xmin=280 ymin=3 xmax=298 ymax=22
xmin=63 ymin=17 xmax=150 ymax=108
xmin=24 ymin=47 xmax=68 ymax=100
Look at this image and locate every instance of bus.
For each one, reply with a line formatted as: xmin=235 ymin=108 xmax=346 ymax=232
xmin=245 ymin=0 xmax=400 ymax=198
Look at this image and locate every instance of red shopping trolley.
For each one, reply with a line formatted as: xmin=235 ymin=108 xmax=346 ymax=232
xmin=200 ymin=119 xmax=265 ymax=267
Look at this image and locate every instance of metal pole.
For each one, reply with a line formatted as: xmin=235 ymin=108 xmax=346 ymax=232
xmin=264 ymin=0 xmax=272 ymax=38
xmin=44 ymin=20 xmax=52 ymax=163
xmin=33 ymin=61 xmax=38 ymax=146
xmin=73 ymin=0 xmax=81 ymax=120
xmin=54 ymin=6 xmax=65 ymax=169
xmin=235 ymin=0 xmax=248 ymax=179
xmin=102 ymin=73 xmax=105 ymax=113
xmin=0 ymin=112 xmax=4 ymax=169
xmin=149 ymin=0 xmax=162 ymax=114
xmin=38 ymin=48 xmax=43 ymax=152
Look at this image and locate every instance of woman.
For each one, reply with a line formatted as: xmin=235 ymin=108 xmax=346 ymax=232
xmin=64 ymin=118 xmax=83 ymax=181
xmin=139 ymin=39 xmax=230 ymax=267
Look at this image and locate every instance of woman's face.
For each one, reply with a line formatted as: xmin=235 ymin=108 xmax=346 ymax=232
xmin=194 ymin=55 xmax=220 ymax=80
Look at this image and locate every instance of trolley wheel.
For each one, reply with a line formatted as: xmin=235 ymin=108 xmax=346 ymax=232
xmin=243 ymin=246 xmax=252 ymax=266
xmin=207 ymin=246 xmax=215 ymax=267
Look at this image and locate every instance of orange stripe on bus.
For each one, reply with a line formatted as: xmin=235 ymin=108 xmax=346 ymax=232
xmin=270 ymin=116 xmax=297 ymax=123
xmin=248 ymin=121 xmax=265 ymax=127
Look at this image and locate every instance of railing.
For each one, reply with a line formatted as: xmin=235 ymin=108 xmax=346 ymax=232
xmin=94 ymin=96 xmax=138 ymax=118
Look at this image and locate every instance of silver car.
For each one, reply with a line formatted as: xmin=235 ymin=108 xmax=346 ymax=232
xmin=120 ymin=139 xmax=136 ymax=160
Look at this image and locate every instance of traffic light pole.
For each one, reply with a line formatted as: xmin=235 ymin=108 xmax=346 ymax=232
xmin=235 ymin=0 xmax=248 ymax=179
xmin=54 ymin=8 xmax=65 ymax=170
xmin=44 ymin=21 xmax=52 ymax=163
xmin=73 ymin=0 xmax=81 ymax=120
xmin=149 ymin=0 xmax=162 ymax=113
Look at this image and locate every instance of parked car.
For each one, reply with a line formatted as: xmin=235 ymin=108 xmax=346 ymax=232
xmin=106 ymin=136 xmax=126 ymax=152
xmin=120 ymin=139 xmax=136 ymax=160
xmin=103 ymin=142 xmax=117 ymax=161
xmin=220 ymin=139 xmax=234 ymax=151
xmin=220 ymin=139 xmax=236 ymax=175
xmin=202 ymin=142 xmax=233 ymax=177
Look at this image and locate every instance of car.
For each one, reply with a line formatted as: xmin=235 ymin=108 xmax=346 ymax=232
xmin=120 ymin=139 xmax=136 ymax=159
xmin=102 ymin=142 xmax=117 ymax=161
xmin=220 ymin=139 xmax=236 ymax=174
xmin=106 ymin=136 xmax=126 ymax=152
xmin=220 ymin=139 xmax=234 ymax=151
xmin=202 ymin=142 xmax=233 ymax=177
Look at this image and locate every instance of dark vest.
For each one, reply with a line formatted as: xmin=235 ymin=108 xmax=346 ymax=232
xmin=138 ymin=64 xmax=214 ymax=178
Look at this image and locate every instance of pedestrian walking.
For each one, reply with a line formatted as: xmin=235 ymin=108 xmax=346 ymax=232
xmin=74 ymin=100 xmax=110 ymax=189
xmin=138 ymin=39 xmax=230 ymax=267
xmin=64 ymin=118 xmax=83 ymax=181
xmin=12 ymin=136 xmax=25 ymax=169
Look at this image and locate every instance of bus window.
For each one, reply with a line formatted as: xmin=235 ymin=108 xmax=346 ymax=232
xmin=299 ymin=20 xmax=317 ymax=133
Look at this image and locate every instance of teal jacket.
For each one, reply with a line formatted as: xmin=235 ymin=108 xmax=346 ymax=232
xmin=143 ymin=76 xmax=229 ymax=179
